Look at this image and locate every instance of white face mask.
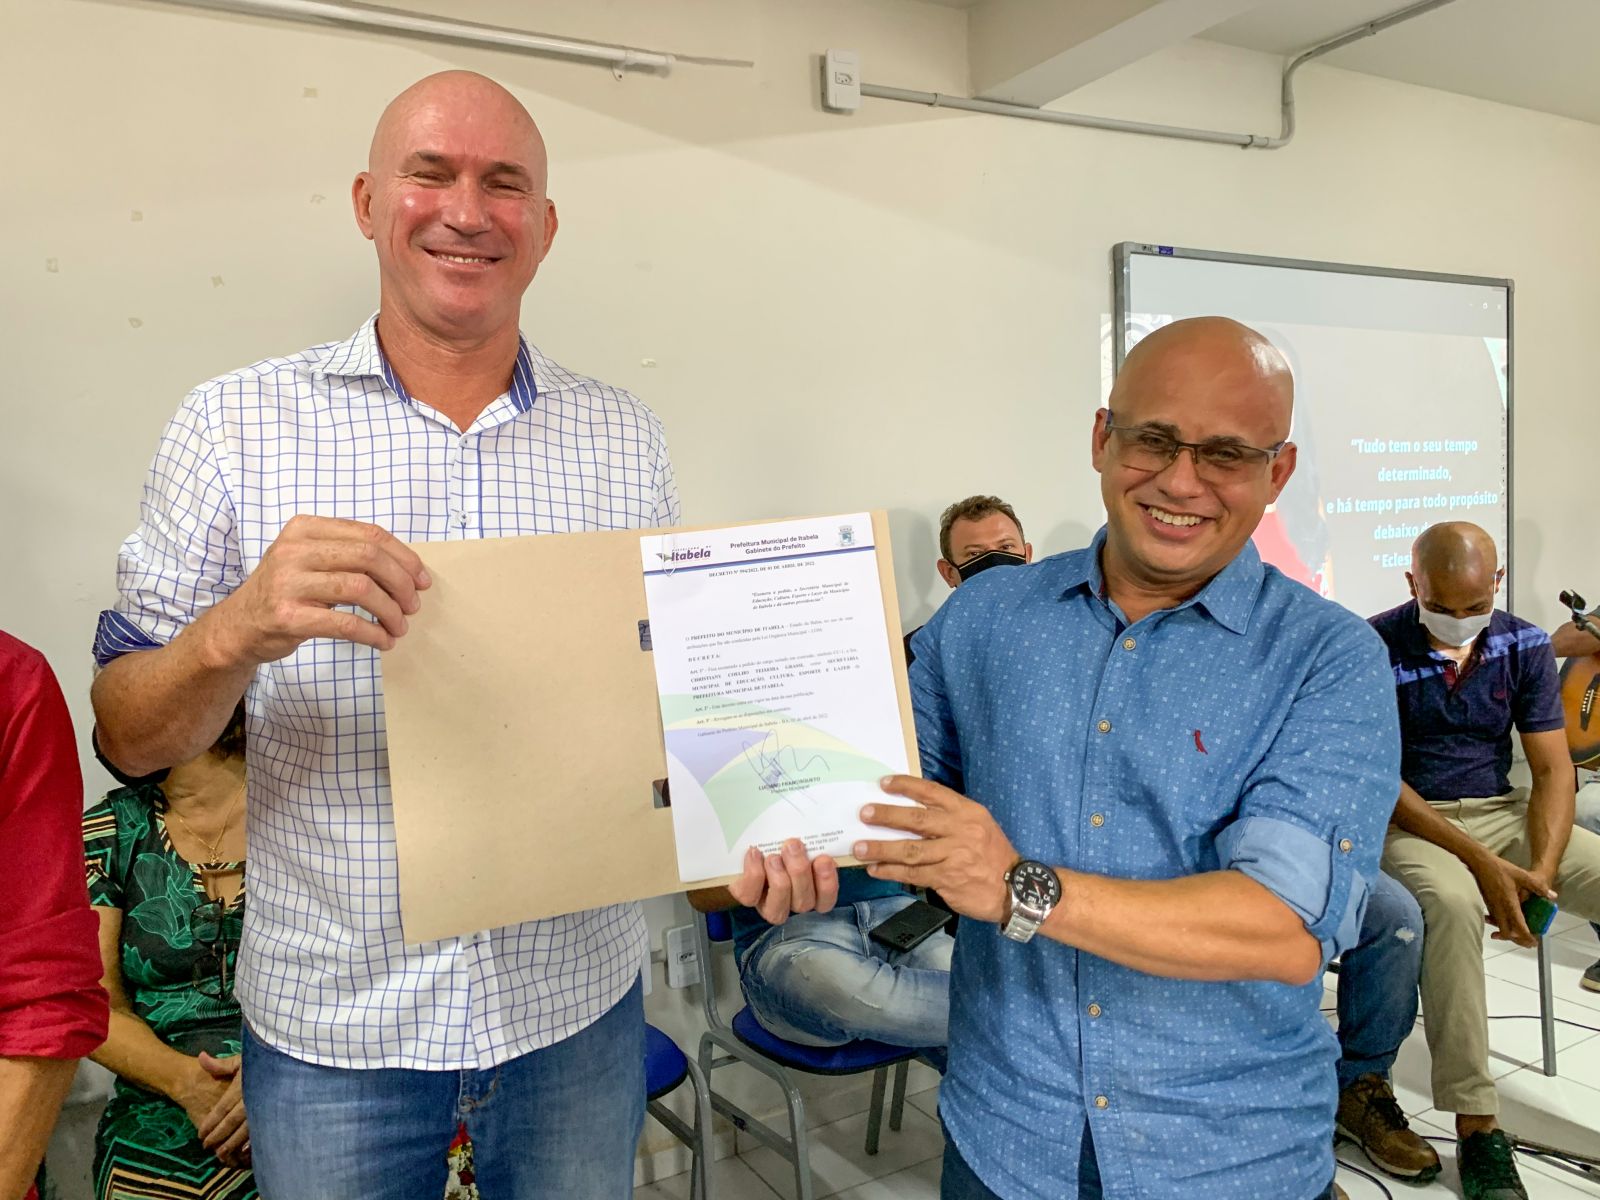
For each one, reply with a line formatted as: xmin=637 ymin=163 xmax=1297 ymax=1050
xmin=1418 ymin=606 xmax=1492 ymax=648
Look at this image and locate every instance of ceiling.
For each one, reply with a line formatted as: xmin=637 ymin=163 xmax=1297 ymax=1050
xmin=1204 ymin=0 xmax=1600 ymax=125
xmin=913 ymin=0 xmax=1600 ymax=124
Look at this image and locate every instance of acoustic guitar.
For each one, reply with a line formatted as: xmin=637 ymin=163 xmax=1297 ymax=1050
xmin=1561 ymin=652 xmax=1600 ymax=768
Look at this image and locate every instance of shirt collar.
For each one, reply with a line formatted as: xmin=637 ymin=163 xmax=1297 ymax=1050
xmin=315 ymin=313 xmax=539 ymax=415
xmin=1061 ymin=525 xmax=1264 ymax=635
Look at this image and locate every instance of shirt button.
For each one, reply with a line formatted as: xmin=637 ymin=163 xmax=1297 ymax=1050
xmin=1122 ymin=638 xmax=1136 ymax=651
xmin=1087 ymin=1003 xmax=1102 ymax=1018
xmin=455 ymin=511 xmax=470 ymax=528
xmin=1094 ymin=1095 xmax=1109 ymax=1109
xmin=1090 ymin=813 xmax=1105 ymax=828
xmin=1339 ymin=838 xmax=1354 ymax=853
xmin=1097 ymin=719 xmax=1112 ymax=734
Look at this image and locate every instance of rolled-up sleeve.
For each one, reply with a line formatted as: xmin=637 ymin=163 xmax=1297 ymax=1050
xmin=1218 ymin=617 xmax=1400 ymax=963
xmin=93 ymin=390 xmax=241 ymax=667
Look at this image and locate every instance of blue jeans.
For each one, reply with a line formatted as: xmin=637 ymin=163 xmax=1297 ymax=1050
xmin=942 ymin=1122 xmax=1101 ymax=1198
xmin=242 ymin=979 xmax=645 ymax=1199
xmin=739 ymin=895 xmax=952 ymax=1059
xmin=1335 ymin=870 xmax=1424 ymax=1090
xmin=1577 ymin=781 xmax=1600 ymax=943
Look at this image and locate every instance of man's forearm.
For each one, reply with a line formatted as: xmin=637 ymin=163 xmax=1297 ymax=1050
xmin=91 ymin=611 xmax=255 ymax=777
xmin=1039 ymin=868 xmax=1322 ymax=986
xmin=0 ymin=1055 xmax=76 ymax=1200
xmin=1526 ymin=766 xmax=1576 ymax=877
xmin=1392 ymin=783 xmax=1489 ymax=869
xmin=1551 ymin=620 xmax=1600 ymax=659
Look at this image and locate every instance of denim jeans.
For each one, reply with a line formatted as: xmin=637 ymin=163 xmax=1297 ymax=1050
xmin=739 ymin=895 xmax=952 ymax=1059
xmin=941 ymin=1122 xmax=1102 ymax=1199
xmin=1335 ymin=869 xmax=1424 ymax=1090
xmin=1578 ymin=780 xmax=1600 ymax=943
xmin=242 ymin=978 xmax=645 ymax=1199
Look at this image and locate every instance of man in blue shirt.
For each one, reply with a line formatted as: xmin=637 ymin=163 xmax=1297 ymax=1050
xmin=855 ymin=317 xmax=1399 ymax=1199
xmin=1372 ymin=521 xmax=1600 ymax=1200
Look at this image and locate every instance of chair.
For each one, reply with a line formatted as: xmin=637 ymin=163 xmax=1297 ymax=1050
xmin=693 ymin=909 xmax=929 ymax=1200
xmin=646 ymin=1023 xmax=716 ymax=1199
xmin=1536 ymin=937 xmax=1557 ymax=1076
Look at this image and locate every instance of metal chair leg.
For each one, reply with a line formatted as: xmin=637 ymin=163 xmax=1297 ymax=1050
xmin=784 ymin=1079 xmax=815 ymax=1200
xmin=864 ymin=1066 xmax=888 ymax=1156
xmin=889 ymin=1059 xmax=909 ymax=1132
xmin=684 ymin=1054 xmax=715 ymax=1200
xmin=1538 ymin=935 xmax=1558 ymax=1077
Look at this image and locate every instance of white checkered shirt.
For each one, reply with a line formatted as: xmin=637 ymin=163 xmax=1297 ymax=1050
xmin=96 ymin=315 xmax=678 ymax=1069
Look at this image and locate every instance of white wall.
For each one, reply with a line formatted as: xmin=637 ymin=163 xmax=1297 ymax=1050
xmin=7 ymin=0 xmax=1599 ymax=1183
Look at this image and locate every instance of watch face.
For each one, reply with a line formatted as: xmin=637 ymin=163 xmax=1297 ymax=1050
xmin=1011 ymin=860 xmax=1061 ymax=910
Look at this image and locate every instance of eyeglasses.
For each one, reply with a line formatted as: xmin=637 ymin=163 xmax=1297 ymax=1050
xmin=190 ymin=898 xmax=234 ymax=1000
xmin=1103 ymin=412 xmax=1286 ymax=483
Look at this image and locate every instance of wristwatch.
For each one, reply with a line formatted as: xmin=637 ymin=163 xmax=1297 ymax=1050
xmin=1001 ymin=858 xmax=1062 ymax=943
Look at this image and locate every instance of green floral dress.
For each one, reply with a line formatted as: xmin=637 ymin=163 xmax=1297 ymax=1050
xmin=83 ymin=784 xmax=255 ymax=1200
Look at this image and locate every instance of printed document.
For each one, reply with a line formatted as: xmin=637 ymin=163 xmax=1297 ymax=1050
xmin=640 ymin=513 xmax=914 ymax=880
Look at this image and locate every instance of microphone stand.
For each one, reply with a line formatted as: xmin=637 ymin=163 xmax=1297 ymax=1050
xmin=1508 ymin=1133 xmax=1600 ymax=1177
xmin=1560 ymin=589 xmax=1600 ymax=640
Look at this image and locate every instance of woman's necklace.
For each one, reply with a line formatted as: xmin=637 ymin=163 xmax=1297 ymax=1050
xmin=167 ymin=779 xmax=245 ymax=864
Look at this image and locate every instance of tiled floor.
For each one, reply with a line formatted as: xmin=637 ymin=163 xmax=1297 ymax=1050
xmin=637 ymin=914 xmax=1600 ymax=1199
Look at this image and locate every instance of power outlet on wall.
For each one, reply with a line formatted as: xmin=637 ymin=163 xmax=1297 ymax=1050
xmin=665 ymin=924 xmax=701 ymax=988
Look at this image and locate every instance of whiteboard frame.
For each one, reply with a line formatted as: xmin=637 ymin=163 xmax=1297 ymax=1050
xmin=1111 ymin=241 xmax=1516 ymax=613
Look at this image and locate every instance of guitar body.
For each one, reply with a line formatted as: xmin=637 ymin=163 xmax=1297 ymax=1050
xmin=1559 ymin=652 xmax=1600 ymax=768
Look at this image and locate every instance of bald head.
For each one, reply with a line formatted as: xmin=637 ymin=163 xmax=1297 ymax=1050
xmin=1092 ymin=315 xmax=1300 ymax=614
xmin=368 ymin=71 xmax=547 ymax=192
xmin=1412 ymin=521 xmax=1498 ymax=586
xmin=1407 ymin=521 xmax=1502 ymax=635
xmin=353 ymin=70 xmax=559 ymax=344
xmin=1111 ymin=317 xmax=1294 ymax=432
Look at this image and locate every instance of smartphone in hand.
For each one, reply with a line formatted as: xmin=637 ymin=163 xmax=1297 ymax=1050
xmin=1521 ymin=894 xmax=1559 ymax=938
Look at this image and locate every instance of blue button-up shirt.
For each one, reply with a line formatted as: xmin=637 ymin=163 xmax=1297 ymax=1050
xmin=910 ymin=530 xmax=1399 ymax=1199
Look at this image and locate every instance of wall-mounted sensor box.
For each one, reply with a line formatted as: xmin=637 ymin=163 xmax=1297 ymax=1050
xmin=823 ymin=49 xmax=861 ymax=113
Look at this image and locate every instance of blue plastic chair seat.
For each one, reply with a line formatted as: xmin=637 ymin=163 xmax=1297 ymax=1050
xmin=730 ymin=1007 xmax=922 ymax=1076
xmin=645 ymin=1024 xmax=690 ymax=1101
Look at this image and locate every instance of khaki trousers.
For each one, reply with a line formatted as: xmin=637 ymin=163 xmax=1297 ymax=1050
xmin=1382 ymin=789 xmax=1600 ymax=1115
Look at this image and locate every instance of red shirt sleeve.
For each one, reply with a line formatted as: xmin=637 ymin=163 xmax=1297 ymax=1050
xmin=0 ymin=632 xmax=109 ymax=1059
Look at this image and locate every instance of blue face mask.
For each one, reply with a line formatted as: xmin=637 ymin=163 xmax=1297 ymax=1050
xmin=955 ymin=550 xmax=1026 ymax=583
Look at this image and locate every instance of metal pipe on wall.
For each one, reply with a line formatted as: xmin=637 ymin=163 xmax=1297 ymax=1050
xmin=150 ymin=0 xmax=679 ymax=72
xmin=861 ymin=0 xmax=1461 ymax=151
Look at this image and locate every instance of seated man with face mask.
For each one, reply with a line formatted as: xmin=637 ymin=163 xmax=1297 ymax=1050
xmin=722 ymin=497 xmax=1032 ymax=1063
xmin=1373 ymin=521 xmax=1600 ymax=1200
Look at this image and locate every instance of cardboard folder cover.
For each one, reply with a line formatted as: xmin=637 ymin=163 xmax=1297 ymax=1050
xmin=383 ymin=510 xmax=918 ymax=944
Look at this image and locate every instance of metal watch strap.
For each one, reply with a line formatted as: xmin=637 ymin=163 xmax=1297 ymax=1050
xmin=1001 ymin=859 xmax=1052 ymax=943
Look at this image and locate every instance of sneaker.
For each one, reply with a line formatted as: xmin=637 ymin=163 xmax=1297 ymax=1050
xmin=1335 ymin=1074 xmax=1441 ymax=1182
xmin=1582 ymin=958 xmax=1600 ymax=993
xmin=1458 ymin=1129 xmax=1529 ymax=1200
